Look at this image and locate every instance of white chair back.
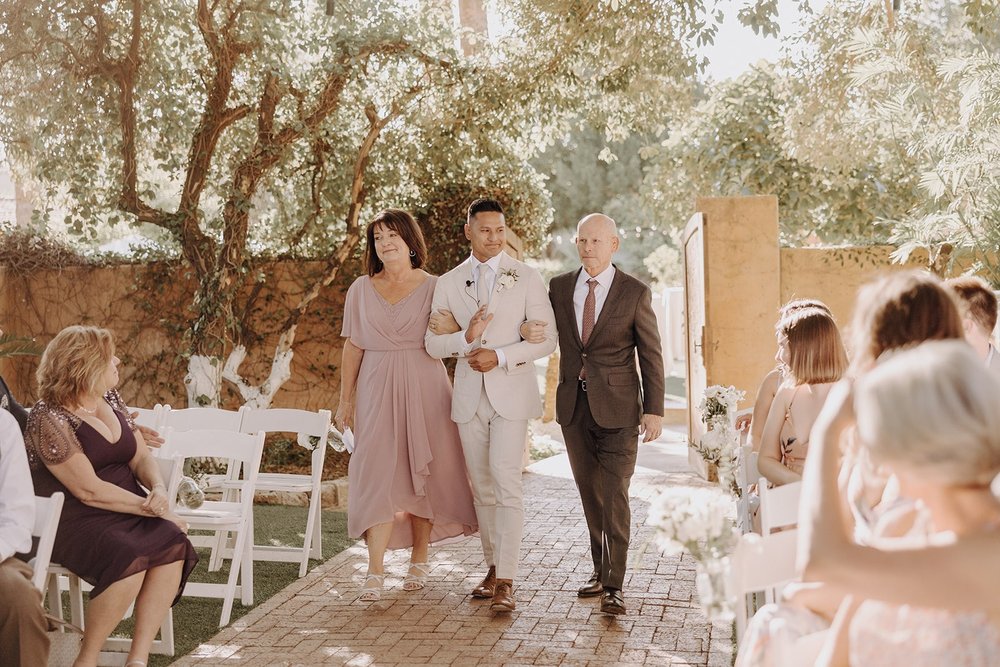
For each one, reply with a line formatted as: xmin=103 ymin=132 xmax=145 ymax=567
xmin=131 ymin=404 xmax=166 ymax=432
xmin=759 ymin=478 xmax=802 ymax=535
xmin=162 ymin=406 xmax=245 ymax=432
xmin=238 ymin=407 xmax=332 ymax=576
xmin=30 ymin=493 xmax=64 ymax=592
xmin=728 ymin=529 xmax=799 ymax=643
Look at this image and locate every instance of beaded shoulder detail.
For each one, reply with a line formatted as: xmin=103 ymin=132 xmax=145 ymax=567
xmin=104 ymin=388 xmax=137 ymax=432
xmin=24 ymin=400 xmax=83 ymax=470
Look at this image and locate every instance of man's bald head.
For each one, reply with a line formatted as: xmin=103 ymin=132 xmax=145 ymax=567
xmin=575 ymin=213 xmax=620 ymax=277
xmin=577 ymin=213 xmax=619 ymax=239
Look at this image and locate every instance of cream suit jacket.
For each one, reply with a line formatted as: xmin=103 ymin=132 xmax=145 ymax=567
xmin=425 ymin=252 xmax=557 ymax=424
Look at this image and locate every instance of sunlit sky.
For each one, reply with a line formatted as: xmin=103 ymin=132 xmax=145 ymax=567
xmin=484 ymin=0 xmax=829 ymax=81
xmin=700 ymin=0 xmax=829 ymax=80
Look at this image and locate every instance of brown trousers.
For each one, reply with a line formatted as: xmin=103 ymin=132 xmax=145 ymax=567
xmin=0 ymin=557 xmax=50 ymax=667
xmin=561 ymin=386 xmax=639 ymax=592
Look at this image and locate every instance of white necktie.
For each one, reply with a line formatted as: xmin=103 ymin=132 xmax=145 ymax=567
xmin=477 ymin=265 xmax=492 ymax=306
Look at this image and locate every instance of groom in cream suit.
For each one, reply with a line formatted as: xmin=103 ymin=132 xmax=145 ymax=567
xmin=425 ymin=198 xmax=557 ymax=613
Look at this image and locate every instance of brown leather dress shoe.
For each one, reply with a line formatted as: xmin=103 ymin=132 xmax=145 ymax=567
xmin=600 ymin=589 xmax=626 ymax=615
xmin=472 ymin=566 xmax=497 ymax=599
xmin=490 ymin=579 xmax=516 ymax=613
xmin=577 ymin=572 xmax=604 ymax=598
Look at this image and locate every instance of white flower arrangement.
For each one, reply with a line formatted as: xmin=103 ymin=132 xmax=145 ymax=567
xmin=691 ymin=384 xmax=745 ymax=496
xmin=697 ymin=384 xmax=745 ymax=430
xmin=496 ymin=268 xmax=519 ymax=292
xmin=648 ymin=486 xmax=738 ymax=621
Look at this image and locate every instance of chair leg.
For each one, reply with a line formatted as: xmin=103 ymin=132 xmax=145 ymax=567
xmin=300 ymin=492 xmax=321 ymax=577
xmin=241 ymin=515 xmax=254 ymax=606
xmin=46 ymin=573 xmax=65 ymax=622
xmin=159 ymin=607 xmax=175 ymax=655
xmin=68 ymin=574 xmax=85 ymax=628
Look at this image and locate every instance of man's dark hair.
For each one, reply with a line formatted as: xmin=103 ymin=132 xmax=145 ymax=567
xmin=467 ymin=198 xmax=504 ymax=221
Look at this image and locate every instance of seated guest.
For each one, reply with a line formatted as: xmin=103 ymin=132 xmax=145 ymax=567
xmin=757 ymin=308 xmax=847 ymax=486
xmin=944 ymin=275 xmax=1000 ymax=375
xmin=0 ymin=409 xmax=49 ymax=667
xmin=801 ymin=340 xmax=1000 ymax=666
xmin=739 ymin=299 xmax=831 ymax=451
xmin=736 ymin=272 xmax=967 ymax=666
xmin=25 ymin=325 xmax=197 ymax=667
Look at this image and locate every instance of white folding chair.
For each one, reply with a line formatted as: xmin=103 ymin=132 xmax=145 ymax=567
xmin=727 ymin=529 xmax=799 ymax=644
xmin=29 ymin=493 xmax=64 ymax=592
xmin=165 ymin=427 xmax=265 ymax=627
xmin=734 ymin=446 xmax=760 ymax=534
xmin=163 ymin=406 xmax=247 ymax=568
xmin=238 ymin=408 xmax=331 ymax=577
xmin=759 ymin=478 xmax=802 ymax=535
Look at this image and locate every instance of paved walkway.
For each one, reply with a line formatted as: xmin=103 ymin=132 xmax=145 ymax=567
xmin=174 ymin=431 xmax=734 ymax=666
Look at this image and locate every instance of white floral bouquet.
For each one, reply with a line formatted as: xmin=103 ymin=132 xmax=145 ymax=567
xmin=691 ymin=385 xmax=745 ymax=496
xmin=697 ymin=384 xmax=745 ymax=430
xmin=648 ymin=486 xmax=738 ymax=621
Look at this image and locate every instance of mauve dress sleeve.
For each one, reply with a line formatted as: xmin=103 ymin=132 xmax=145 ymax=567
xmin=341 ymin=278 xmax=361 ymax=340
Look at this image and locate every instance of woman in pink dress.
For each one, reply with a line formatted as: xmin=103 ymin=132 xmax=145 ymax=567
xmin=335 ymin=209 xmax=478 ymax=602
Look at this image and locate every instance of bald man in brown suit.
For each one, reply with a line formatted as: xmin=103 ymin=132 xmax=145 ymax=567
xmin=546 ymin=214 xmax=664 ymax=616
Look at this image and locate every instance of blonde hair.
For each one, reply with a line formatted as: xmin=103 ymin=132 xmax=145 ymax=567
xmin=849 ymin=270 xmax=964 ymax=376
xmin=36 ymin=325 xmax=116 ymax=407
xmin=855 ymin=340 xmax=1000 ymax=485
xmin=780 ymin=308 xmax=848 ymax=385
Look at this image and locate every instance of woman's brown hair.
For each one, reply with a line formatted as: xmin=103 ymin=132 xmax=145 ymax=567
xmin=36 ymin=325 xmax=115 ymax=407
xmin=363 ymin=209 xmax=427 ymax=276
xmin=849 ymin=270 xmax=964 ymax=375
xmin=780 ymin=308 xmax=848 ymax=385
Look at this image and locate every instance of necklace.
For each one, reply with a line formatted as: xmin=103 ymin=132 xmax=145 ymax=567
xmin=77 ymin=403 xmax=98 ymax=416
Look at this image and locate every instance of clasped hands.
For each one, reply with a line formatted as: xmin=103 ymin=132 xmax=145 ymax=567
xmin=142 ymin=485 xmax=188 ymax=533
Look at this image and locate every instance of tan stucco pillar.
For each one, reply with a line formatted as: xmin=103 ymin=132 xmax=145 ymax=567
xmin=696 ymin=195 xmax=781 ymax=409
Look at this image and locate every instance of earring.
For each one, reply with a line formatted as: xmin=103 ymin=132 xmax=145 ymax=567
xmin=409 ymin=249 xmax=416 ymax=257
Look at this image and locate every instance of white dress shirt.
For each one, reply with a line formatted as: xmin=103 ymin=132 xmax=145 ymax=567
xmin=0 ymin=409 xmax=34 ymax=560
xmin=466 ymin=253 xmax=508 ymax=368
xmin=573 ymin=265 xmax=616 ymax=338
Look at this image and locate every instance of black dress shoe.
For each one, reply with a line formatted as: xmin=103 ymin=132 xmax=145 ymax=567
xmin=600 ymin=589 xmax=626 ymax=615
xmin=577 ymin=572 xmax=604 ymax=598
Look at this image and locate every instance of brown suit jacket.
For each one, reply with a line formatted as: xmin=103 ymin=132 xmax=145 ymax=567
xmin=549 ymin=266 xmax=665 ymax=429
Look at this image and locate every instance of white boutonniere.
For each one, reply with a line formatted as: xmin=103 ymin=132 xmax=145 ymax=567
xmin=496 ymin=268 xmax=519 ymax=292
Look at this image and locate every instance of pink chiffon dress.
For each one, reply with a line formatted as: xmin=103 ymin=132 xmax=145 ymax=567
xmin=342 ymin=275 xmax=478 ymax=549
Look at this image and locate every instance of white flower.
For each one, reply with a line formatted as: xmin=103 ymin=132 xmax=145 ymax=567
xmin=496 ymin=268 xmax=519 ymax=292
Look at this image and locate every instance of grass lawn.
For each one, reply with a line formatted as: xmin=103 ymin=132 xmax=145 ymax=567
xmin=107 ymin=505 xmax=351 ymax=666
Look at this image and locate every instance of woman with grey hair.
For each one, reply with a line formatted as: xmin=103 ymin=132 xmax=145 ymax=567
xmin=801 ymin=340 xmax=1000 ymax=665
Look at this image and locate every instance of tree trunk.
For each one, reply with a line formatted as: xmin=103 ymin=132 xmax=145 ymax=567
xmin=184 ymin=354 xmax=224 ymax=407
xmin=457 ymin=0 xmax=489 ymax=56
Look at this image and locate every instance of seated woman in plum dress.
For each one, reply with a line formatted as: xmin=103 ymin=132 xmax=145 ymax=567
xmin=25 ymin=325 xmax=197 ymax=667
xmin=335 ymin=209 xmax=477 ymax=602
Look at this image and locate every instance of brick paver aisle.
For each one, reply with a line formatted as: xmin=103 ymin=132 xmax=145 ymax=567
xmin=175 ymin=456 xmax=733 ymax=666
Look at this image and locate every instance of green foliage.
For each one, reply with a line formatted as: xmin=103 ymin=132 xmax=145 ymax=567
xmin=0 ymin=0 xmax=759 ymax=388
xmin=644 ymin=63 xmax=911 ymax=244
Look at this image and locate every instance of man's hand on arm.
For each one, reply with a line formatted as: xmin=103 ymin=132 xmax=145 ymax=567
xmin=518 ymin=320 xmax=548 ymax=344
xmin=468 ymin=348 xmax=499 ymax=373
xmin=639 ymin=414 xmax=663 ymax=443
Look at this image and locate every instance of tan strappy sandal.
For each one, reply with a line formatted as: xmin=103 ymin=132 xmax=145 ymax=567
xmin=403 ymin=562 xmax=431 ymax=591
xmin=358 ymin=573 xmax=384 ymax=602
